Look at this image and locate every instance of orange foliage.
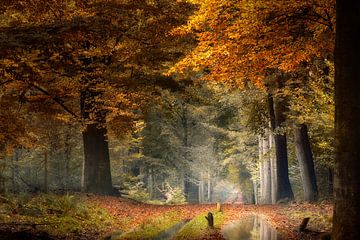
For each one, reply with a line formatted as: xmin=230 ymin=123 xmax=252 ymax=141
xmin=169 ymin=0 xmax=335 ymax=87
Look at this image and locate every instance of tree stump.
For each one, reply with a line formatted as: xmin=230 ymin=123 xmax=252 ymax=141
xmin=299 ymin=217 xmax=310 ymax=232
xmin=205 ymin=212 xmax=214 ymax=228
xmin=216 ymin=202 xmax=222 ymax=212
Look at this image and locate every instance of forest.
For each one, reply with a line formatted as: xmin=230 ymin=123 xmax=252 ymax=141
xmin=0 ymin=0 xmax=359 ymax=239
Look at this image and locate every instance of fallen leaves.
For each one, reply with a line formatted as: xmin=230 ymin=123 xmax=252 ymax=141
xmin=0 ymin=194 xmax=333 ymax=239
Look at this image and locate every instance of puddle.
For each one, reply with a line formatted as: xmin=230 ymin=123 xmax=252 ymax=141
xmin=223 ymin=215 xmax=278 ymax=240
xmin=152 ymin=220 xmax=188 ymax=240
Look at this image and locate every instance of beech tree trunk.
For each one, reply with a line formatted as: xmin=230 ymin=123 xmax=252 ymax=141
xmin=81 ymin=89 xmax=113 ymax=195
xmin=82 ymin=123 xmax=113 ymax=194
xmin=259 ymin=137 xmax=265 ymax=202
xmin=259 ymin=135 xmax=272 ymax=204
xmin=333 ymin=0 xmax=360 ymax=239
xmin=262 ymin=135 xmax=272 ymax=204
xmin=328 ymin=167 xmax=333 ymax=197
xmin=253 ymin=180 xmax=258 ymax=204
xmin=268 ymin=93 xmax=294 ymax=202
xmin=207 ymin=172 xmax=212 ymax=202
xmin=148 ymin=168 xmax=154 ymax=198
xmin=63 ymin=132 xmax=71 ymax=191
xmin=198 ymin=176 xmax=204 ymax=203
xmin=294 ymin=124 xmax=318 ymax=202
xmin=44 ymin=151 xmax=48 ymax=193
xmin=0 ymin=145 xmax=5 ymax=193
xmin=269 ymin=131 xmax=277 ymax=204
xmin=12 ymin=150 xmax=19 ymax=193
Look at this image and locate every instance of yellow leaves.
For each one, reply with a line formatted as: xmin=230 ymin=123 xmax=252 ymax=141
xmin=55 ymin=113 xmax=73 ymax=123
xmin=168 ymin=0 xmax=335 ymax=89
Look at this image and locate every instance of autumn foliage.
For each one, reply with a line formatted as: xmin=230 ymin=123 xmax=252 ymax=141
xmin=170 ymin=0 xmax=335 ymax=87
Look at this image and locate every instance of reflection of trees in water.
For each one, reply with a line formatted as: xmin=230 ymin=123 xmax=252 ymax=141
xmin=223 ymin=215 xmax=278 ymax=240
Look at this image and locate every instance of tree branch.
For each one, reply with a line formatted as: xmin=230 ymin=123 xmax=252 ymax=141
xmin=28 ymin=82 xmax=78 ymax=119
xmin=0 ymin=80 xmax=12 ymax=87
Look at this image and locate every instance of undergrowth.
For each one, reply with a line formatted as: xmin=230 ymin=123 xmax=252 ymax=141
xmin=0 ymin=194 xmax=116 ymax=237
xmin=116 ymin=210 xmax=183 ymax=240
xmin=173 ymin=211 xmax=225 ymax=240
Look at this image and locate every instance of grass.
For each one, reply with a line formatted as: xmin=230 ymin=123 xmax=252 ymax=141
xmin=116 ymin=210 xmax=184 ymax=240
xmin=0 ymin=194 xmax=117 ymax=237
xmin=173 ymin=211 xmax=225 ymax=240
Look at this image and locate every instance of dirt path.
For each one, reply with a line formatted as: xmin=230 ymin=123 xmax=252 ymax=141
xmin=0 ymin=195 xmax=332 ymax=239
xmin=89 ymin=196 xmax=332 ymax=239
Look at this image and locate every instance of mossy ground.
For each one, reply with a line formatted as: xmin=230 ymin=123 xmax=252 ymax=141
xmin=0 ymin=195 xmax=333 ymax=240
xmin=173 ymin=211 xmax=225 ymax=240
xmin=0 ymin=194 xmax=117 ymax=238
xmin=116 ymin=210 xmax=183 ymax=240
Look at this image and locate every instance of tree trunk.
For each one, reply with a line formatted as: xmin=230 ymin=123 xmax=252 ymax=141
xmin=253 ymin=180 xmax=258 ymax=204
xmin=81 ymin=89 xmax=113 ymax=195
xmin=44 ymin=151 xmax=48 ymax=193
xmin=148 ymin=168 xmax=154 ymax=198
xmin=262 ymin=135 xmax=272 ymax=204
xmin=269 ymin=131 xmax=277 ymax=204
xmin=268 ymin=93 xmax=294 ymax=202
xmin=207 ymin=172 xmax=212 ymax=202
xmin=82 ymin=123 xmax=113 ymax=194
xmin=259 ymin=136 xmax=264 ymax=203
xmin=198 ymin=178 xmax=204 ymax=203
xmin=294 ymin=124 xmax=318 ymax=202
xmin=64 ymin=132 xmax=71 ymax=191
xmin=12 ymin=149 xmax=19 ymax=193
xmin=333 ymin=1 xmax=360 ymax=239
xmin=328 ymin=167 xmax=333 ymax=198
xmin=0 ymin=145 xmax=6 ymax=194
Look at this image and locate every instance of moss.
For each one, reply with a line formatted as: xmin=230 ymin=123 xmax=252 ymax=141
xmin=1 ymin=194 xmax=116 ymax=237
xmin=116 ymin=211 xmax=183 ymax=240
xmin=173 ymin=211 xmax=225 ymax=240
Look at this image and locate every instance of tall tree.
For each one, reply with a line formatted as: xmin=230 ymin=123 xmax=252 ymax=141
xmin=0 ymin=0 xmax=194 ymax=194
xmin=268 ymin=90 xmax=294 ymax=202
xmin=333 ymin=0 xmax=360 ymax=238
xmin=170 ymin=0 xmax=335 ymax=202
xmin=294 ymin=124 xmax=318 ymax=202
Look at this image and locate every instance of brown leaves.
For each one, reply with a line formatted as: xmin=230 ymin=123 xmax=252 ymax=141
xmin=87 ymin=196 xmax=332 ymax=240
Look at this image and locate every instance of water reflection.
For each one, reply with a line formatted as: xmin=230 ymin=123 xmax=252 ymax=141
xmin=152 ymin=220 xmax=187 ymax=240
xmin=223 ymin=215 xmax=278 ymax=240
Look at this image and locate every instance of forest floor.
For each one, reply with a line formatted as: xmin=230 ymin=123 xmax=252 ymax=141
xmin=0 ymin=194 xmax=333 ymax=239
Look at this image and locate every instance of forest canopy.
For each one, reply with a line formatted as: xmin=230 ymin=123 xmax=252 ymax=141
xmin=1 ymin=0 xmax=359 ymax=239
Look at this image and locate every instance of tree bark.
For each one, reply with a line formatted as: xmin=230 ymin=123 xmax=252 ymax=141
xmin=198 ymin=175 xmax=204 ymax=203
xmin=328 ymin=167 xmax=333 ymax=197
xmin=44 ymin=151 xmax=48 ymax=193
xmin=205 ymin=212 xmax=214 ymax=228
xmin=294 ymin=124 xmax=318 ymax=202
xmin=81 ymin=89 xmax=113 ymax=195
xmin=253 ymin=180 xmax=258 ymax=204
xmin=262 ymin=135 xmax=272 ymax=204
xmin=269 ymin=131 xmax=277 ymax=204
xmin=82 ymin=123 xmax=113 ymax=194
xmin=259 ymin=136 xmax=265 ymax=203
xmin=12 ymin=149 xmax=19 ymax=193
xmin=207 ymin=172 xmax=212 ymax=202
xmin=268 ymin=93 xmax=294 ymax=202
xmin=63 ymin=131 xmax=71 ymax=191
xmin=333 ymin=0 xmax=360 ymax=239
xmin=148 ymin=168 xmax=154 ymax=198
